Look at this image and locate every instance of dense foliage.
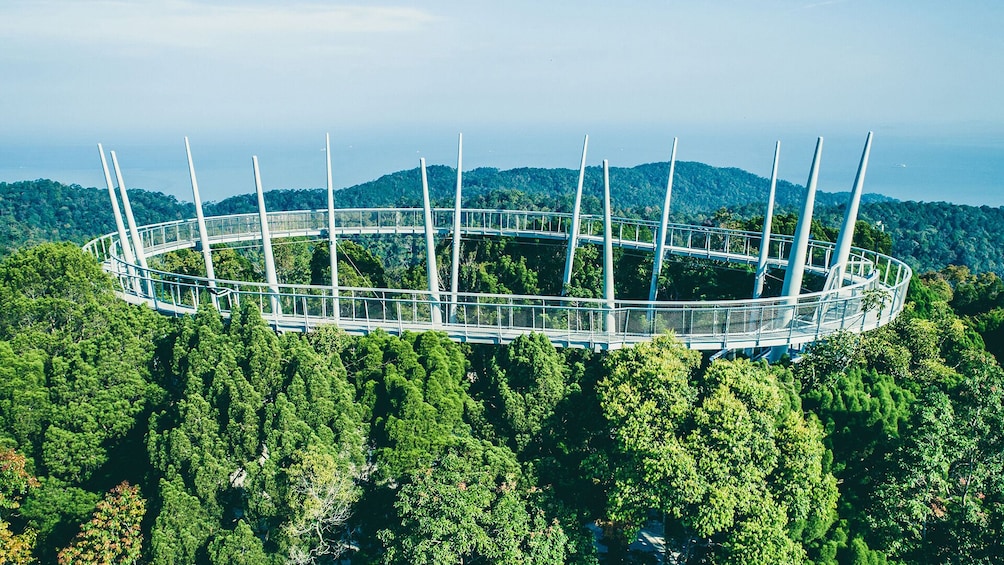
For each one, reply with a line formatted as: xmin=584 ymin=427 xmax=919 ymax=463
xmin=1 ymin=232 xmax=1002 ymax=564
xmin=4 ymin=156 xmax=1004 ymax=563
xmin=856 ymin=200 xmax=1004 ymax=275
xmin=0 ymin=180 xmax=193 ymax=257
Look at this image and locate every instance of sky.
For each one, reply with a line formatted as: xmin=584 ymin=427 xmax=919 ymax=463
xmin=2 ymin=0 xmax=1003 ymax=205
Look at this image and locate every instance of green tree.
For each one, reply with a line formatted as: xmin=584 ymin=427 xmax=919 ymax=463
xmin=0 ymin=244 xmax=164 ymax=482
xmin=148 ymin=303 xmax=369 ymax=562
xmin=345 ymin=330 xmax=469 ymax=481
xmin=156 ymin=248 xmax=207 ymax=278
xmin=270 ymin=238 xmax=313 ymax=285
xmin=595 ymin=337 xmax=837 ymax=563
xmin=310 ymin=239 xmax=388 ymax=288
xmin=0 ymin=343 xmax=48 ymax=455
xmin=482 ymin=333 xmax=571 ymax=455
xmin=869 ymin=352 xmax=1004 ymax=563
xmin=972 ymin=307 xmax=1004 ymax=363
xmin=378 ymin=438 xmax=569 ymax=564
xmin=57 ymin=482 xmax=145 ymax=565
xmin=0 ymin=449 xmax=39 ymax=565
xmin=18 ymin=478 xmax=100 ymax=564
xmin=231 ymin=302 xmax=282 ymax=401
xmin=592 ymin=335 xmax=702 ymax=532
xmin=148 ymin=474 xmax=214 ymax=565
xmin=212 ymin=246 xmax=256 ymax=283
xmin=207 ymin=521 xmax=269 ymax=565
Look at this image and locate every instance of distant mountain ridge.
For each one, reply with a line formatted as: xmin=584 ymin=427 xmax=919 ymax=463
xmin=5 ymin=161 xmax=1004 ymax=275
xmin=201 ymin=161 xmax=894 ymax=217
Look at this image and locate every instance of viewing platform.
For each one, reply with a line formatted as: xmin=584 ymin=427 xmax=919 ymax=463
xmin=83 ymin=206 xmax=910 ymax=351
xmin=85 ymin=132 xmax=910 ymax=352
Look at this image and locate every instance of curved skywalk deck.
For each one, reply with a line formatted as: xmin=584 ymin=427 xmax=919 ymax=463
xmin=84 ymin=207 xmax=911 ymax=351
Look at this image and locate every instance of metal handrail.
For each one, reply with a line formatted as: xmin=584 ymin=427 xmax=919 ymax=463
xmin=83 ymin=207 xmax=912 ymax=351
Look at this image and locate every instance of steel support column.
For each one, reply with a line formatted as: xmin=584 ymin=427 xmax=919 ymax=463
xmin=252 ymin=156 xmax=281 ymax=316
xmin=771 ymin=137 xmax=823 ymax=360
xmin=97 ymin=144 xmax=139 ymax=292
xmin=826 ymin=132 xmax=873 ymax=289
xmin=449 ymin=133 xmax=463 ymax=323
xmin=110 ymin=151 xmax=153 ymax=297
xmin=420 ymin=158 xmax=443 ymax=325
xmin=185 ymin=137 xmax=218 ymax=309
xmin=603 ymin=160 xmax=616 ymax=334
xmin=562 ymin=134 xmax=589 ymax=295
xmin=648 ymin=137 xmax=678 ymax=302
xmin=754 ymin=141 xmax=781 ymax=298
xmin=781 ymin=137 xmax=823 ymax=299
xmin=326 ymin=133 xmax=340 ymax=325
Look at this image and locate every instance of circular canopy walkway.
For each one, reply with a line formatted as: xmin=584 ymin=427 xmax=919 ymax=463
xmin=84 ymin=207 xmax=911 ymax=351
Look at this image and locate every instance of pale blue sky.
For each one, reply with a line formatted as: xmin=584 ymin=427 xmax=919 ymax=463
xmin=2 ymin=1 xmax=1002 ymax=203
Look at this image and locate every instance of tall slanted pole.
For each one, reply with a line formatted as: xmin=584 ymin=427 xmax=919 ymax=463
xmin=602 ymin=159 xmax=616 ymax=335
xmin=110 ymin=151 xmax=153 ymax=297
xmin=753 ymin=141 xmax=781 ymax=298
xmin=97 ymin=144 xmax=139 ymax=291
xmin=770 ymin=137 xmax=823 ymax=360
xmin=781 ymin=137 xmax=823 ymax=300
xmin=826 ymin=131 xmax=874 ymax=289
xmin=325 ymin=133 xmax=340 ymax=325
xmin=252 ymin=156 xmax=282 ymax=316
xmin=185 ymin=137 xmax=218 ymax=309
xmin=648 ymin=137 xmax=678 ymax=302
xmin=449 ymin=133 xmax=463 ymax=323
xmin=420 ymin=158 xmax=443 ymax=325
xmin=561 ymin=134 xmax=589 ymax=295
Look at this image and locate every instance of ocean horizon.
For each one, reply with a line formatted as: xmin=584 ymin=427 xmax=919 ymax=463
xmin=2 ymin=127 xmax=1001 ymax=208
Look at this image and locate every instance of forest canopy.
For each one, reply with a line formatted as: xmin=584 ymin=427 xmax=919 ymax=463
xmin=3 ymin=158 xmax=1004 ymax=563
xmin=1 ymin=232 xmax=1002 ymax=563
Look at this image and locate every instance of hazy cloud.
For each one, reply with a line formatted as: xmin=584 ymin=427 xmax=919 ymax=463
xmin=2 ymin=1 xmax=1002 ymax=140
xmin=798 ymin=0 xmax=849 ymax=9
xmin=0 ymin=1 xmax=437 ymax=49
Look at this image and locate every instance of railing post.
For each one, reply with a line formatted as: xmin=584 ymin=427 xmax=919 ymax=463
xmin=724 ymin=308 xmax=731 ymax=349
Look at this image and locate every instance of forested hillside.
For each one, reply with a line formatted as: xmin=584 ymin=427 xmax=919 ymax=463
xmin=0 ymin=180 xmax=193 ymax=257
xmin=4 ymin=161 xmax=1004 ymax=277
xmin=858 ymin=200 xmax=1004 ymax=275
xmin=2 ymin=233 xmax=1004 ymax=563
xmin=0 ymin=161 xmax=886 ymax=256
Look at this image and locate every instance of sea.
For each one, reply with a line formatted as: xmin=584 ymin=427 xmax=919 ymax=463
xmin=1 ymin=127 xmax=1001 ymax=207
